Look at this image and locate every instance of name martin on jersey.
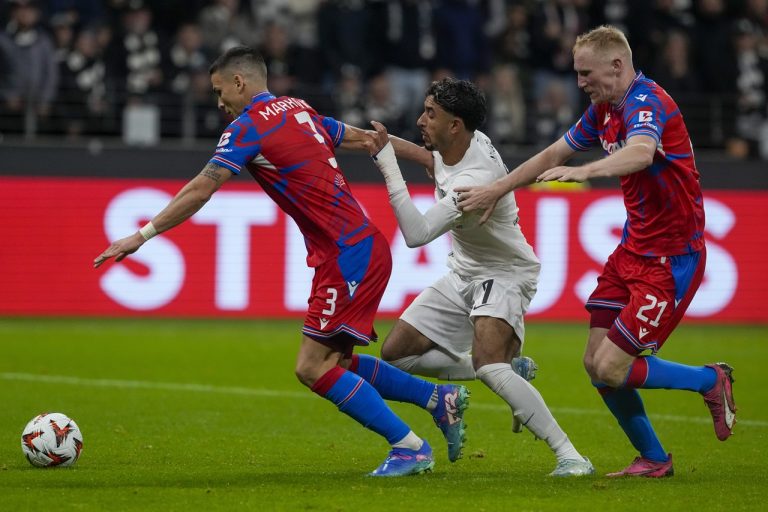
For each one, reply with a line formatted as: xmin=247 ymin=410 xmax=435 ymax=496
xmin=257 ymin=97 xmax=310 ymax=120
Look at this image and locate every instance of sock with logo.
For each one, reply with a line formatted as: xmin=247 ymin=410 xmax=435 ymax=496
xmin=595 ymin=382 xmax=668 ymax=462
xmin=349 ymin=354 xmax=435 ymax=409
xmin=624 ymin=356 xmax=717 ymax=393
xmin=311 ymin=366 xmax=414 ymax=445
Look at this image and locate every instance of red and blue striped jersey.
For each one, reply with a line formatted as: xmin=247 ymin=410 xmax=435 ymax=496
xmin=564 ymin=72 xmax=705 ymax=257
xmin=209 ymin=92 xmax=378 ymax=267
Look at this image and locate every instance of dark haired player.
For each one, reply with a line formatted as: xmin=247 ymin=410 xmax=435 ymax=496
xmin=94 ymin=46 xmax=471 ymax=477
xmin=363 ymin=77 xmax=594 ymax=477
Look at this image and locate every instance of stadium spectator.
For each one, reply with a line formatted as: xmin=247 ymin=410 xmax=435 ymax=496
xmin=432 ymin=0 xmax=491 ymax=81
xmin=732 ymin=19 xmax=768 ymax=158
xmin=258 ymin=20 xmax=297 ymax=98
xmin=57 ymin=27 xmax=112 ymax=137
xmin=456 ymin=25 xmax=737 ymax=478
xmin=197 ymin=0 xmax=258 ymax=55
xmin=362 ymin=77 xmax=595 ymax=477
xmin=529 ymin=0 xmax=589 ymax=114
xmin=363 ymin=73 xmax=405 ymax=136
xmin=377 ymin=0 xmax=435 ymax=141
xmin=46 ymin=0 xmax=106 ymax=28
xmin=160 ymin=22 xmax=212 ymax=137
xmin=651 ymin=30 xmax=700 ymax=97
xmin=624 ymin=0 xmax=693 ymax=74
xmin=533 ymin=78 xmax=574 ymax=146
xmin=487 ymin=64 xmax=527 ymax=145
xmin=1 ymin=0 xmax=59 ymax=133
xmin=316 ymin=0 xmax=382 ymax=86
xmin=107 ymin=1 xmax=165 ymax=100
xmin=691 ymin=0 xmax=739 ymax=151
xmin=93 ymin=46 xmax=470 ymax=478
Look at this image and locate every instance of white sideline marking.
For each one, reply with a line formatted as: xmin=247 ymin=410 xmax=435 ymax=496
xmin=3 ymin=372 xmax=766 ymax=428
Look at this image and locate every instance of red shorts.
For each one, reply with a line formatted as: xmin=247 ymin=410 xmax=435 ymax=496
xmin=586 ymin=245 xmax=706 ymax=355
xmin=302 ymin=232 xmax=392 ymax=355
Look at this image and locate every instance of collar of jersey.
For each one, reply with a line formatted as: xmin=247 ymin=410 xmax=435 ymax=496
xmin=614 ymin=71 xmax=644 ymax=110
xmin=244 ymin=91 xmax=276 ymax=113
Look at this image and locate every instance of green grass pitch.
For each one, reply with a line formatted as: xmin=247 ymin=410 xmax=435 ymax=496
xmin=1 ymin=318 xmax=766 ymax=511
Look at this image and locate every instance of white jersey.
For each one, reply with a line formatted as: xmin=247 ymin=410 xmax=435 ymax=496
xmin=430 ymin=130 xmax=539 ymax=277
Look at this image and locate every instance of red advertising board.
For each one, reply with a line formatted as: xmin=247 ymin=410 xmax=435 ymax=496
xmin=1 ymin=176 xmax=765 ymax=322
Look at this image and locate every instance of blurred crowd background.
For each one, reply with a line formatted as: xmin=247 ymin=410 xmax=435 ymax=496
xmin=1 ymin=0 xmax=766 ymax=159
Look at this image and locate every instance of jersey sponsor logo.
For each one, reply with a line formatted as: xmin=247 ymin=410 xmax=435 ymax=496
xmin=599 ymin=137 xmax=627 ymax=154
xmin=635 ymin=94 xmax=648 ymax=102
xmin=347 ymin=280 xmax=359 ymax=298
xmin=216 ymin=132 xmax=232 ymax=147
xmin=639 ymin=327 xmax=650 ymax=339
xmin=319 ymin=318 xmax=329 ymax=330
xmin=638 ymin=111 xmax=653 ymax=122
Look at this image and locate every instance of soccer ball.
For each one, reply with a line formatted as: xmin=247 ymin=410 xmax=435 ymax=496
xmin=21 ymin=412 xmax=83 ymax=468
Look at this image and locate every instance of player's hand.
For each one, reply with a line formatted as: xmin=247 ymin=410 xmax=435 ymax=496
xmin=363 ymin=120 xmax=390 ymax=156
xmin=536 ymin=165 xmax=589 ymax=183
xmin=93 ymin=232 xmax=145 ymax=268
xmin=455 ymin=185 xmax=498 ymax=225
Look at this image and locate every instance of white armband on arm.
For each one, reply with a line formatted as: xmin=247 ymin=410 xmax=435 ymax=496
xmin=371 ymin=142 xmax=407 ymax=193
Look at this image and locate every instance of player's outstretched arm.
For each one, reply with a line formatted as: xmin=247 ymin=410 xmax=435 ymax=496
xmin=456 ymin=138 xmax=574 ymax=224
xmin=366 ymin=121 xmax=455 ymax=247
xmin=342 ymin=121 xmax=434 ymax=177
xmin=93 ymin=163 xmax=232 ymax=268
xmin=537 ymin=135 xmax=655 ymax=183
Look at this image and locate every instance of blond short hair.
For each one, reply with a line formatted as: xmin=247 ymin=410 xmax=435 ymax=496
xmin=573 ymin=25 xmax=632 ymax=60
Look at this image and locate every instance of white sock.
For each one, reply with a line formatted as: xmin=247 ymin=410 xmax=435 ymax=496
xmin=476 ymin=362 xmax=582 ymax=461
xmin=390 ymin=349 xmax=476 ymax=381
xmin=392 ymin=430 xmax=423 ymax=451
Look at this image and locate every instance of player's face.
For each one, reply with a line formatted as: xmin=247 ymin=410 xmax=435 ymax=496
xmin=573 ymin=47 xmax=622 ymax=104
xmin=417 ymin=95 xmax=453 ymax=151
xmin=210 ymin=71 xmax=246 ymax=118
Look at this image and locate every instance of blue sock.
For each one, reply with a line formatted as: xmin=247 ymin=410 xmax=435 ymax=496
xmin=312 ymin=366 xmax=410 ymax=445
xmin=596 ymin=383 xmax=668 ymax=462
xmin=642 ymin=356 xmax=717 ymax=393
xmin=351 ymin=354 xmax=435 ymax=408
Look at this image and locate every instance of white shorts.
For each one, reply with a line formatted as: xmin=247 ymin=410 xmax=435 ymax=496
xmin=400 ymin=270 xmax=538 ymax=358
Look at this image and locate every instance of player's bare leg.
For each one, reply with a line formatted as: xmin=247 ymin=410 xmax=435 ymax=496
xmin=383 ymin=320 xmax=476 ymax=380
xmin=472 ymin=317 xmax=594 ymax=476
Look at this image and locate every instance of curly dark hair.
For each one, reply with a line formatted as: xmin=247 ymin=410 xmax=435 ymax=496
xmin=425 ymin=77 xmax=486 ymax=132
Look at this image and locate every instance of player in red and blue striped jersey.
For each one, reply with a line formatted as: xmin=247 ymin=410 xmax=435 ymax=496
xmin=94 ymin=46 xmax=469 ymax=476
xmin=456 ymin=26 xmax=735 ymax=478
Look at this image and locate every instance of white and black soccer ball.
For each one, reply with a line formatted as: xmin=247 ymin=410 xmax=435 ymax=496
xmin=21 ymin=412 xmax=83 ymax=468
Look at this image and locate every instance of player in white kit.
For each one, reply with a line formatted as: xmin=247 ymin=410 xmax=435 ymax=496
xmin=365 ymin=77 xmax=594 ymax=477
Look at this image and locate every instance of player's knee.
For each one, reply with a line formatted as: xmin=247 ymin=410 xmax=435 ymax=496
xmin=294 ymin=362 xmax=318 ymax=388
xmin=379 ymin=341 xmax=398 ymax=362
xmin=592 ymin=358 xmax=625 ymax=388
xmin=583 ymin=354 xmax=598 ymax=380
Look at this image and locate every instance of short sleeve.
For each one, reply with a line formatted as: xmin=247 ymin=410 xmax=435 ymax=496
xmin=564 ymin=106 xmax=600 ymax=151
xmin=316 ymin=114 xmax=345 ymax=147
xmin=623 ymin=93 xmax=665 ymax=144
xmin=209 ymin=117 xmax=262 ymax=174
